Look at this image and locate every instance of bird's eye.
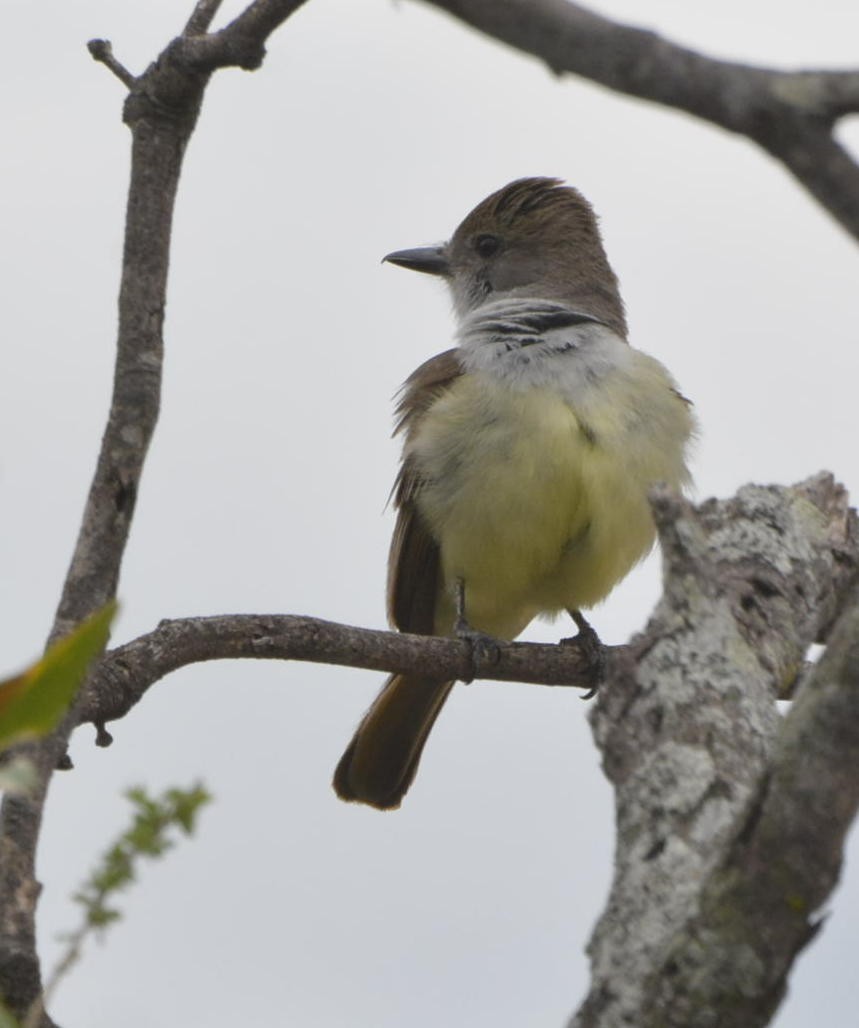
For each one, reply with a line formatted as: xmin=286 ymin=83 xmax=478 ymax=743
xmin=473 ymin=234 xmax=500 ymax=258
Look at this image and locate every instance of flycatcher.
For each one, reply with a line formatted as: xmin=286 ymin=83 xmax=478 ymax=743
xmin=334 ymin=178 xmax=695 ymax=810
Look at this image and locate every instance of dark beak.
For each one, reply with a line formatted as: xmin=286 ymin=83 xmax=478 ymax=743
xmin=382 ymin=244 xmax=449 ymax=277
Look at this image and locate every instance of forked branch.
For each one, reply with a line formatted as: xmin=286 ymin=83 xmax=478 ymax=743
xmin=419 ymin=0 xmax=859 ymax=240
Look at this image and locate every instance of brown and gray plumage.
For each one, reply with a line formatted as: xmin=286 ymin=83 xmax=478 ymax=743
xmin=333 ymin=178 xmax=695 ymax=809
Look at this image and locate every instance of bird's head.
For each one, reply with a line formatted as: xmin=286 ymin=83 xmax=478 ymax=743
xmin=384 ymin=178 xmax=626 ymax=337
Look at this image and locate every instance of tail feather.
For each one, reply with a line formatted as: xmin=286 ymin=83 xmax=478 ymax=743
xmin=333 ymin=675 xmax=455 ymax=809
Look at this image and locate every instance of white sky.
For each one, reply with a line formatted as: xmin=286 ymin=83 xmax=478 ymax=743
xmin=2 ymin=1 xmax=859 ymax=1025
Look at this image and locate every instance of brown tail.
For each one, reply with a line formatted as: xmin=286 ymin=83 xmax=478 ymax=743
xmin=333 ymin=675 xmax=455 ymax=809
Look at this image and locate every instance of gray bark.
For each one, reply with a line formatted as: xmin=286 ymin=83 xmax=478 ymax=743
xmin=575 ymin=476 xmax=859 ymax=1026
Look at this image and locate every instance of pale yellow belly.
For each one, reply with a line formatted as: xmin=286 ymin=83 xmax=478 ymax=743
xmin=409 ymin=370 xmax=690 ymax=639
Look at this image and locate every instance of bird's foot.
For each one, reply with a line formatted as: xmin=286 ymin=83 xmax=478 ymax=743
xmin=561 ymin=610 xmax=606 ymax=700
xmin=454 ymin=615 xmax=501 ymax=684
xmin=451 ymin=576 xmax=501 ymax=682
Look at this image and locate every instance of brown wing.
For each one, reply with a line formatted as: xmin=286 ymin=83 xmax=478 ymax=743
xmin=386 ymin=349 xmax=463 ymax=634
xmin=335 ymin=350 xmax=465 ymax=809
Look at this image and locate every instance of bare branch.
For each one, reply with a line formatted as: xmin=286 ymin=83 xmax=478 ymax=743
xmin=219 ymin=0 xmax=311 ymax=41
xmin=0 ymin=30 xmax=204 ymax=1018
xmin=572 ymin=473 xmax=858 ymax=1027
xmin=80 ymin=616 xmax=603 ymax=731
xmin=417 ymin=0 xmax=859 ymax=240
xmin=769 ymin=126 xmax=859 ymax=243
xmin=86 ymin=40 xmax=136 ymax=88
xmin=177 ymin=0 xmax=312 ymax=71
xmin=636 ymin=591 xmax=859 ymax=1026
xmin=0 ymin=0 xmax=314 ymax=1018
xmin=184 ymin=0 xmax=225 ymax=36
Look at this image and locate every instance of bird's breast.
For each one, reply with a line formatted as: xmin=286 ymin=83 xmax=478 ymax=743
xmin=408 ymin=375 xmax=590 ymax=636
xmin=407 ymin=356 xmax=693 ymax=638
xmin=412 ymin=375 xmax=589 ymax=544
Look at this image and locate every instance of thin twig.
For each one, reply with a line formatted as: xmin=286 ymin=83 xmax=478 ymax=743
xmin=80 ymin=615 xmax=606 ymax=730
xmin=184 ymin=0 xmax=225 ymax=36
xmin=86 ymin=39 xmax=136 ymax=89
xmin=178 ymin=0 xmax=313 ymax=70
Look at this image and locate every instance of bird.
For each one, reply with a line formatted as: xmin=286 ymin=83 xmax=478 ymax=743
xmin=333 ymin=177 xmax=695 ymax=810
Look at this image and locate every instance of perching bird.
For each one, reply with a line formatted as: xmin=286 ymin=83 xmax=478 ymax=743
xmin=333 ymin=178 xmax=695 ymax=809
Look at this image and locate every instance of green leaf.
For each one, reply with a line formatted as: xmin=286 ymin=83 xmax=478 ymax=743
xmin=0 ymin=602 xmax=117 ymax=753
xmin=70 ymin=783 xmax=211 ymax=939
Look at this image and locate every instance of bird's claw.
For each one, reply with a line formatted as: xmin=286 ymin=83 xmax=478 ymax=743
xmin=454 ymin=616 xmax=501 ymax=683
xmin=561 ymin=610 xmax=606 ymax=699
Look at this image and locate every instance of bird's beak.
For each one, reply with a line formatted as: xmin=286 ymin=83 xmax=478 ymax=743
xmin=382 ymin=244 xmax=449 ymax=277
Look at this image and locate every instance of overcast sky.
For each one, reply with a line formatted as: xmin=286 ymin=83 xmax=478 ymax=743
xmin=3 ymin=1 xmax=859 ymax=1025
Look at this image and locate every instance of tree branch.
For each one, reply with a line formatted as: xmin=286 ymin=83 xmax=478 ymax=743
xmin=0 ymin=41 xmax=203 ymax=1021
xmin=638 ymin=590 xmax=859 ymax=1026
xmin=184 ymin=0 xmax=225 ymax=37
xmin=0 ymin=1 xmax=311 ymax=1020
xmin=417 ymin=0 xmax=859 ymax=240
xmin=571 ymin=473 xmax=858 ymax=1027
xmin=79 ymin=616 xmax=602 ymax=734
xmin=86 ymin=40 xmax=136 ymax=88
xmin=176 ymin=0 xmax=312 ymax=71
